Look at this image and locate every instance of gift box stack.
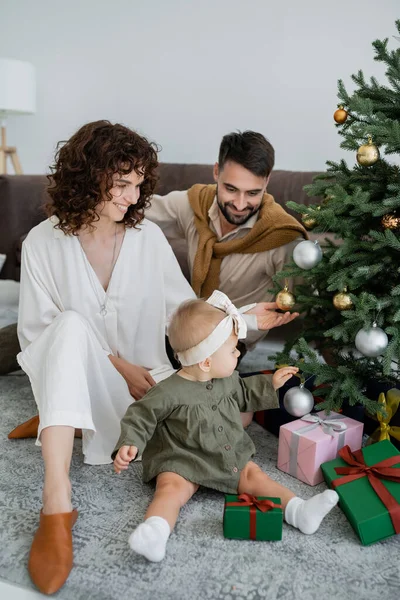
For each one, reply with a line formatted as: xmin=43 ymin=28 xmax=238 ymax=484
xmin=235 ymin=371 xmax=400 ymax=546
xmin=273 ymin=394 xmax=400 ymax=545
xmin=222 ymin=418 xmax=400 ymax=546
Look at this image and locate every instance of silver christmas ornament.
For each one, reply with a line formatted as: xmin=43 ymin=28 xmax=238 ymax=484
xmin=354 ymin=322 xmax=388 ymax=358
xmin=293 ymin=240 xmax=323 ymax=270
xmin=283 ymin=384 xmax=315 ymax=417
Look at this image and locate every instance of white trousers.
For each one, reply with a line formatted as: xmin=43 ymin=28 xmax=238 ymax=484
xmin=17 ymin=311 xmax=174 ymax=465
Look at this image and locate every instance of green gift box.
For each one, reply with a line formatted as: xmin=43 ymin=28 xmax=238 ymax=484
xmin=223 ymin=494 xmax=283 ymax=541
xmin=321 ymin=439 xmax=400 ymax=545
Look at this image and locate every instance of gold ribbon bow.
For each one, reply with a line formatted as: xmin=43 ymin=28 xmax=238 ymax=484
xmin=369 ymin=388 xmax=400 ymax=444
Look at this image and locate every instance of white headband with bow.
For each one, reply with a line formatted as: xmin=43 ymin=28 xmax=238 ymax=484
xmin=176 ymin=290 xmax=248 ymax=366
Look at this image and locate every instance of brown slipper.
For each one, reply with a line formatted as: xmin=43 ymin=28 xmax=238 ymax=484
xmin=8 ymin=415 xmax=82 ymax=439
xmin=8 ymin=415 xmax=40 ymax=439
xmin=28 ymin=509 xmax=79 ymax=595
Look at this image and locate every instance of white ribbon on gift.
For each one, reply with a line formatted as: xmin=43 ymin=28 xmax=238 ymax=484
xmin=288 ymin=412 xmax=348 ymax=479
xmin=176 ymin=290 xmax=254 ymax=367
xmin=299 ymin=413 xmax=348 ymax=437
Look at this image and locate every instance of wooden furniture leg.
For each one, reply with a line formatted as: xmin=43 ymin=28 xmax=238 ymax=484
xmin=10 ymin=148 xmax=22 ymax=174
xmin=0 ymin=124 xmax=23 ymax=174
xmin=0 ymin=125 xmax=6 ymax=174
xmin=0 ymin=148 xmax=6 ymax=174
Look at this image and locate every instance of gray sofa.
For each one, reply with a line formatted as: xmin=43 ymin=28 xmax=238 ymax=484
xmin=0 ymin=165 xmax=320 ymax=373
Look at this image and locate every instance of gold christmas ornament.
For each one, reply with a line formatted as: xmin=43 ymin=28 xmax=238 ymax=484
xmin=302 ymin=213 xmax=317 ymax=229
xmin=276 ymin=285 xmax=296 ymax=311
xmin=302 ymin=206 xmax=321 ymax=229
xmin=334 ymin=105 xmax=348 ymax=124
xmin=333 ymin=288 xmax=353 ymax=311
xmin=381 ymin=213 xmax=400 ymax=231
xmin=356 ymin=136 xmax=380 ymax=166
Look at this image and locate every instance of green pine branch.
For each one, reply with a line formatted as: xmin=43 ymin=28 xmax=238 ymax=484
xmin=269 ymin=22 xmax=400 ymax=415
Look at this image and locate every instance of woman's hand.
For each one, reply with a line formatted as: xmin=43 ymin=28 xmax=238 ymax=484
xmin=272 ymin=366 xmax=299 ymax=390
xmin=114 ymin=445 xmax=138 ymax=474
xmin=244 ymin=302 xmax=299 ymax=331
xmin=109 ymin=356 xmax=156 ymax=399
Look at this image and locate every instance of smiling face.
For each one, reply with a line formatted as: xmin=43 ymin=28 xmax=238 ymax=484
xmin=214 ymin=160 xmax=269 ymax=227
xmin=98 ymin=170 xmax=145 ymax=222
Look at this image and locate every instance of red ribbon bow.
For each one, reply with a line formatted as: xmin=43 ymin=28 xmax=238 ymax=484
xmin=332 ymin=445 xmax=400 ymax=534
xmin=226 ymin=493 xmax=282 ymax=540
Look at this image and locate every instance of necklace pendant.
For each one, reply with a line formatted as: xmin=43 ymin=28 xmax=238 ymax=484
xmin=100 ymin=305 xmax=107 ymax=317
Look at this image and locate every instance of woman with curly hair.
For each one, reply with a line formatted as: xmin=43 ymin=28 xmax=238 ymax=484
xmin=10 ymin=120 xmax=196 ymax=594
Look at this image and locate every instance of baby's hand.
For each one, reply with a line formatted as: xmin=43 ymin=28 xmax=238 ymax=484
xmin=272 ymin=366 xmax=299 ymax=390
xmin=114 ymin=445 xmax=138 ymax=474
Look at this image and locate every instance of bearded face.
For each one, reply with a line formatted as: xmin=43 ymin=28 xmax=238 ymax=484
xmin=214 ymin=161 xmax=268 ymax=227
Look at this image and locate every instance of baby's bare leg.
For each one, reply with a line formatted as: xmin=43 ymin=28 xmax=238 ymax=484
xmin=129 ymin=472 xmax=198 ymax=562
xmin=238 ymin=461 xmax=338 ymax=535
xmin=238 ymin=461 xmax=295 ymax=508
xmin=240 ymin=412 xmax=254 ymax=428
xmin=146 ymin=472 xmax=199 ymax=530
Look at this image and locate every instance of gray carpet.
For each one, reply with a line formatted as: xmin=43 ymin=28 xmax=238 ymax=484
xmin=1 ymin=372 xmax=399 ymax=600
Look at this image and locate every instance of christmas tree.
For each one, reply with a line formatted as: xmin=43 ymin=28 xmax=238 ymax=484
xmin=273 ymin=21 xmax=400 ymax=415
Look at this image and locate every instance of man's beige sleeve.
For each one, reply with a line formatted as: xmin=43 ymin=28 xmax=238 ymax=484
xmin=268 ymin=238 xmax=304 ymax=292
xmin=147 ymin=191 xmax=194 ymax=241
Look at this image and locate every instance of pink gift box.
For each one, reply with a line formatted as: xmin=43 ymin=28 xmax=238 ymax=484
xmin=277 ymin=411 xmax=364 ymax=486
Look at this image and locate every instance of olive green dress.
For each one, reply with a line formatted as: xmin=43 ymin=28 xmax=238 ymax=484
xmin=112 ymin=371 xmax=278 ymax=493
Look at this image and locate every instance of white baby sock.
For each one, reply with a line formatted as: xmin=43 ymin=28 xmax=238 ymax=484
xmin=284 ymin=490 xmax=339 ymax=535
xmin=128 ymin=516 xmax=171 ymax=562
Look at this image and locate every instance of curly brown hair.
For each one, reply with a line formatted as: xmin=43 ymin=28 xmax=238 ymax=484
xmin=46 ymin=120 xmax=159 ymax=235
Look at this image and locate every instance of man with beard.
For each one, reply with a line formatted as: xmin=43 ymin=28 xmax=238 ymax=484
xmin=147 ymin=131 xmax=307 ymax=351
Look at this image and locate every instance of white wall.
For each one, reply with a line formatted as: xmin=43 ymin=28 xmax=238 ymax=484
xmin=0 ymin=0 xmax=399 ymax=174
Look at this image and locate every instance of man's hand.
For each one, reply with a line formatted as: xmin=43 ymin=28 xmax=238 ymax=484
xmin=109 ymin=356 xmax=156 ymax=399
xmin=272 ymin=366 xmax=299 ymax=390
xmin=114 ymin=445 xmax=138 ymax=474
xmin=245 ymin=302 xmax=299 ymax=331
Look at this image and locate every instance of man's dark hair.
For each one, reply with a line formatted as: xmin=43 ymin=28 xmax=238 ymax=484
xmin=218 ymin=130 xmax=275 ymax=178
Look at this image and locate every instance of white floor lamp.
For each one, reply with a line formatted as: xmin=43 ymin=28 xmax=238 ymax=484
xmin=0 ymin=58 xmax=36 ymax=174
